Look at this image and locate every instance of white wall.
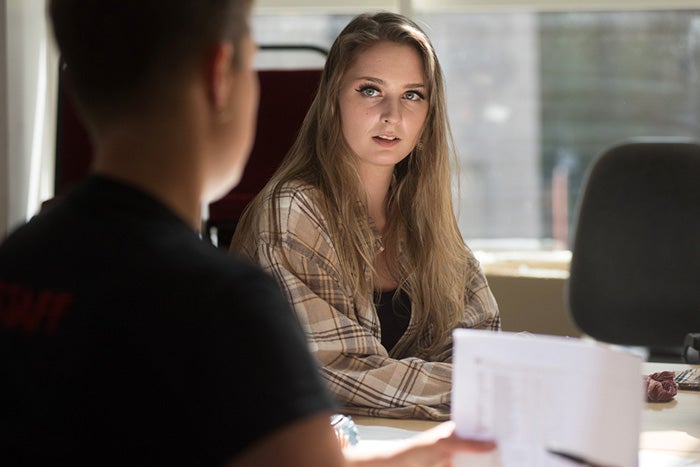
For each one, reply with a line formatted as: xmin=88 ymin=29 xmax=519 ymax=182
xmin=0 ymin=0 xmax=58 ymax=239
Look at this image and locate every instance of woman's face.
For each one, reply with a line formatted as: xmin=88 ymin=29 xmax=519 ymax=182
xmin=338 ymin=41 xmax=428 ymax=173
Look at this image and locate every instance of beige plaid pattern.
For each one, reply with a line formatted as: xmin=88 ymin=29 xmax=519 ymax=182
xmin=235 ymin=181 xmax=501 ymax=420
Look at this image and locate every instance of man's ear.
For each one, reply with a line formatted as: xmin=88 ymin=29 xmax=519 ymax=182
xmin=206 ymin=42 xmax=236 ymax=113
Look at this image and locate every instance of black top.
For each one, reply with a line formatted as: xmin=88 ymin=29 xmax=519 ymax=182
xmin=374 ymin=288 xmax=411 ymax=351
xmin=0 ymin=175 xmax=336 ymax=466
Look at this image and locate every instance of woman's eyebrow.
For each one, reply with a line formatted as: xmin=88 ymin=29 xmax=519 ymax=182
xmin=356 ymin=76 xmax=426 ymax=89
xmin=356 ymin=76 xmax=383 ymax=84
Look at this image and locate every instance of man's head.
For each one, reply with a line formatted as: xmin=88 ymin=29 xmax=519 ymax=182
xmin=49 ymin=0 xmax=259 ymax=205
xmin=48 ymin=0 xmax=254 ymax=127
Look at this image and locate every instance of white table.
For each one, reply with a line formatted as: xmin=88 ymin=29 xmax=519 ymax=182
xmin=352 ymin=362 xmax=700 ymax=465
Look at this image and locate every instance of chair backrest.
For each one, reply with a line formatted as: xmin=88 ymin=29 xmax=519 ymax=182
xmin=205 ymin=67 xmax=322 ymax=249
xmin=567 ymin=138 xmax=700 ymax=360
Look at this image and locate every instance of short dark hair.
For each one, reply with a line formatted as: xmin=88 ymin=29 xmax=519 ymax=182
xmin=48 ymin=0 xmax=252 ymax=123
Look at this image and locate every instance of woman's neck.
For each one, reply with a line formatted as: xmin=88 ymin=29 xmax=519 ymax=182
xmin=358 ymin=164 xmax=394 ymax=233
xmin=358 ymin=164 xmax=399 ymax=292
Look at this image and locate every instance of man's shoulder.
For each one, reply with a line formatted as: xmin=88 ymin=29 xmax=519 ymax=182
xmin=172 ymin=237 xmax=275 ymax=284
xmin=0 ymin=202 xmax=79 ymax=268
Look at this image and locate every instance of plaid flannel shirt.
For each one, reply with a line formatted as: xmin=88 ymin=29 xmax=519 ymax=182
xmin=235 ymin=181 xmax=501 ymax=420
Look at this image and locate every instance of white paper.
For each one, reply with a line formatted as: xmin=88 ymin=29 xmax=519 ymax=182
xmin=451 ymin=329 xmax=645 ymax=467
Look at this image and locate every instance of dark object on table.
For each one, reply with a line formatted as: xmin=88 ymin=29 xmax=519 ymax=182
xmin=674 ymin=368 xmax=700 ymax=391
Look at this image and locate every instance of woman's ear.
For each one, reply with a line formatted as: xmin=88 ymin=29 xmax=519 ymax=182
xmin=206 ymin=42 xmax=236 ymax=114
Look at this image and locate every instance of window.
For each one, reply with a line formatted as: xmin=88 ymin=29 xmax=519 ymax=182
xmin=252 ymin=5 xmax=700 ymax=254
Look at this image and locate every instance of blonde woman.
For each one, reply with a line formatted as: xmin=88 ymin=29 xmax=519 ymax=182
xmin=231 ymin=11 xmax=501 ymax=421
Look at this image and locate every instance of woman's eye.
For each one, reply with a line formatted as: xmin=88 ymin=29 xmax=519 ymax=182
xmin=404 ymin=91 xmax=424 ymax=101
xmin=357 ymin=86 xmax=380 ymax=97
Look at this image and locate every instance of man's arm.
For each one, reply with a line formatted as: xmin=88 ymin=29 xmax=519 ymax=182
xmin=226 ymin=413 xmax=496 ymax=467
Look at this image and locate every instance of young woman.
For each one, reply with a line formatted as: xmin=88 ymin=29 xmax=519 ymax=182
xmin=231 ymin=11 xmax=501 ymax=421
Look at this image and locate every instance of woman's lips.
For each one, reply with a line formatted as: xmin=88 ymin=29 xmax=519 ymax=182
xmin=372 ymin=135 xmax=400 ymax=147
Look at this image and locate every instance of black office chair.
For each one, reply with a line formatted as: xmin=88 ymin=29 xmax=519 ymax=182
xmin=567 ymin=138 xmax=700 ymax=362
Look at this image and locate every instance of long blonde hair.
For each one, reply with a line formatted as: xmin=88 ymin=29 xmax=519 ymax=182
xmin=232 ymin=11 xmax=481 ymax=359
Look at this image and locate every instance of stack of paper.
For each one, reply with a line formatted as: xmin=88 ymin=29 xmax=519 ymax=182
xmin=452 ymin=329 xmax=645 ymax=467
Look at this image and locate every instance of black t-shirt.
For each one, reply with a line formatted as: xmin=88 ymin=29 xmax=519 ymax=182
xmin=0 ymin=175 xmax=336 ymax=466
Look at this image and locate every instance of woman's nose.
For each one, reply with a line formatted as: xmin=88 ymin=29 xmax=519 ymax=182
xmin=381 ymin=99 xmax=401 ymax=124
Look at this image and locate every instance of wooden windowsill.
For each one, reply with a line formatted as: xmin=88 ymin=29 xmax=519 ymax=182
xmin=476 ymin=249 xmax=571 ymax=279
